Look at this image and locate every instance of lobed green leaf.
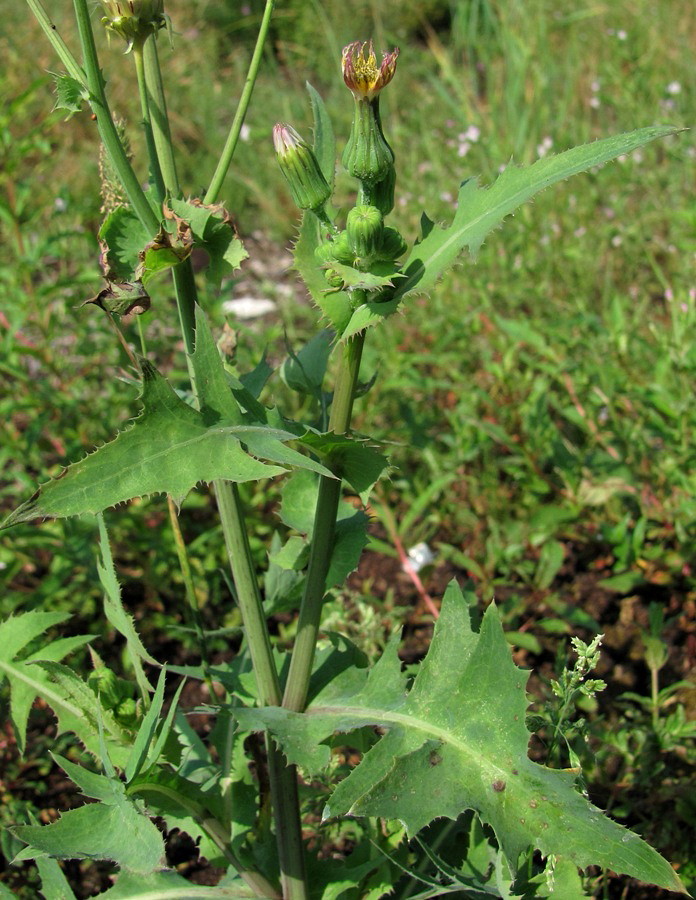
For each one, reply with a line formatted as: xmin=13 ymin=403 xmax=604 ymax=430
xmin=234 ymin=582 xmax=686 ymax=894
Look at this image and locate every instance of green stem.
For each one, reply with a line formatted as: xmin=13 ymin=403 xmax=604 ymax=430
xmin=71 ymin=0 xmax=160 ymax=235
xmin=214 ymin=481 xmax=281 ymax=707
xmin=142 ymin=36 xmax=307 ymax=896
xmin=132 ymin=42 xmax=166 ymax=204
xmin=26 ymin=0 xmax=85 ymax=84
xmin=128 ymin=781 xmax=281 ymax=899
xmin=282 ymin=331 xmax=366 ymax=713
xmin=143 ymin=35 xmax=180 ymax=196
xmin=204 ymin=0 xmax=275 ymax=205
xmin=215 ymin=479 xmax=309 ymax=899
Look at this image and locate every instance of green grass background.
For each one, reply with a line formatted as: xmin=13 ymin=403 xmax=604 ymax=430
xmin=0 ymin=0 xmax=694 ymax=893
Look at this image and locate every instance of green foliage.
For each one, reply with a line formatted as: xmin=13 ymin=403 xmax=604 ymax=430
xmin=12 ymin=754 xmax=166 ymax=874
xmin=235 ymin=581 xmax=684 ymax=893
xmin=2 ymin=1 xmax=692 ymax=897
xmin=0 ymin=612 xmax=94 ymax=754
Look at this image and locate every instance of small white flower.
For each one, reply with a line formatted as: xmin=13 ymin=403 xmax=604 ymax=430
xmin=240 ymin=123 xmax=251 ymax=142
xmin=616 ymin=29 xmax=627 ymax=40
xmin=666 ymin=81 xmax=682 ymax=95
xmin=611 ymin=235 xmax=623 ymax=247
xmin=536 ymin=136 xmax=553 ymax=158
xmin=464 ymin=124 xmax=481 ymax=142
xmin=222 ymin=297 xmax=276 ymax=319
xmin=589 ymin=96 xmax=601 ymax=109
xmin=440 ymin=191 xmax=453 ymax=203
xmin=457 ymin=141 xmax=471 ymax=157
xmin=574 ymin=226 xmax=586 ymax=238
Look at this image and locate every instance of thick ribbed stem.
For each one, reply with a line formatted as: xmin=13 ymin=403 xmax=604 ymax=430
xmin=282 ymin=332 xmax=366 ymax=713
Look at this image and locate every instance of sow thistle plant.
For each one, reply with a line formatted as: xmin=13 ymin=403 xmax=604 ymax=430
xmin=2 ymin=2 xmax=686 ymax=898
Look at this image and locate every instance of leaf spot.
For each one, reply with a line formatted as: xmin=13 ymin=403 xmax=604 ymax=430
xmin=529 ymin=799 xmax=538 ymax=808
xmin=429 ymin=750 xmax=443 ymax=767
xmin=492 ymin=780 xmax=506 ymax=792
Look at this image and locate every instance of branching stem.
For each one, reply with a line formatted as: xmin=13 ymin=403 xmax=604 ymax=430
xmin=71 ymin=0 xmax=160 ymax=235
xmin=204 ymin=0 xmax=275 ymax=205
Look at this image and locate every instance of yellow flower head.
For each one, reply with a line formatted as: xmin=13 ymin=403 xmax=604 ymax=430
xmin=342 ymin=40 xmax=400 ymax=101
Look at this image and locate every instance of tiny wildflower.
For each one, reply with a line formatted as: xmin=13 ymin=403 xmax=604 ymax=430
xmin=536 ymin=136 xmax=553 ymax=158
xmin=666 ymin=81 xmax=682 ymax=95
xmin=342 ymin=40 xmax=399 ymax=100
xmin=457 ymin=141 xmax=471 ymax=157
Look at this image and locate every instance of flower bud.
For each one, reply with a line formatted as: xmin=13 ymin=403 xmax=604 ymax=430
xmin=346 ymin=205 xmax=384 ymax=258
xmin=100 ymin=0 xmax=165 ymax=51
xmin=377 ymin=226 xmax=407 ymax=261
xmin=273 ymin=124 xmax=331 ymax=212
xmin=315 ymin=230 xmax=354 ymax=267
xmin=370 ymin=163 xmax=396 ymax=216
xmin=341 ymin=41 xmax=399 ymax=185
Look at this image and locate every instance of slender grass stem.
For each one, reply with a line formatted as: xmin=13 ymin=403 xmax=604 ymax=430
xmin=25 ymin=0 xmax=85 ymax=85
xmin=204 ymin=0 xmax=275 ymax=205
xmin=282 ymin=331 xmax=365 ymax=713
xmin=143 ymin=36 xmax=180 ymax=196
xmin=71 ymin=0 xmax=160 ymax=235
xmin=132 ymin=42 xmax=166 ymax=204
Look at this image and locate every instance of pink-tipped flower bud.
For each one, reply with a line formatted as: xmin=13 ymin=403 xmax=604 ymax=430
xmin=341 ymin=41 xmax=399 ymax=186
xmin=342 ymin=41 xmax=399 ymax=101
xmin=273 ymin=124 xmax=331 ymax=212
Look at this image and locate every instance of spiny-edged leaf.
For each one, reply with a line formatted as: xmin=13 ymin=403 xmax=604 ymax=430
xmin=30 ymin=661 xmax=131 ymax=767
xmin=234 ymin=582 xmax=686 ymax=895
xmin=52 ymin=753 xmax=122 ymax=803
xmin=190 ymin=307 xmax=333 ymax=477
xmin=2 ymin=361 xmax=295 ymax=528
xmin=301 ymin=431 xmax=389 ymax=496
xmin=307 ymin=82 xmax=336 ymax=191
xmin=339 ymin=294 xmax=401 ymax=342
xmin=100 ymin=869 xmax=259 ymax=898
xmin=0 ymin=611 xmax=93 ymax=754
xmin=124 ymin=668 xmax=167 ymax=783
xmin=293 ymin=212 xmax=353 ymax=332
xmin=326 ymin=261 xmax=396 ymax=292
xmin=168 ymin=198 xmax=248 ymax=288
xmin=127 ymin=768 xmax=227 ymax=867
xmin=12 ymin=795 xmax=165 ymax=875
xmin=36 ymin=854 xmax=76 ymax=899
xmin=52 ymin=73 xmax=88 ymax=116
xmin=395 ymin=126 xmax=679 ymax=302
xmin=97 ymin=513 xmax=156 ymax=700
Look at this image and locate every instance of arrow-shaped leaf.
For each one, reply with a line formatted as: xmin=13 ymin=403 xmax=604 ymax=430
xmin=234 ymin=581 xmax=686 ymax=895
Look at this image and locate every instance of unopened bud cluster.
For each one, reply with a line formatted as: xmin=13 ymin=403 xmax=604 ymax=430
xmin=273 ymin=39 xmax=405 ymax=304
